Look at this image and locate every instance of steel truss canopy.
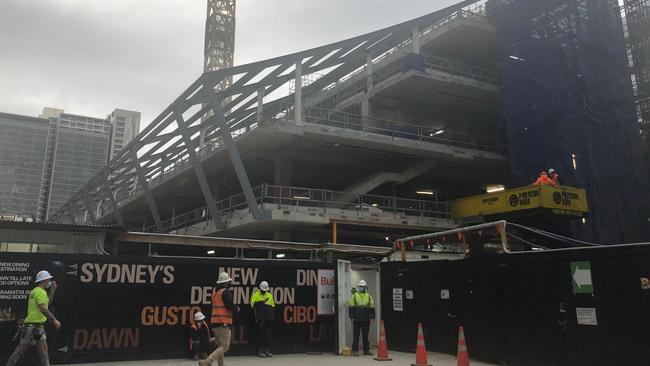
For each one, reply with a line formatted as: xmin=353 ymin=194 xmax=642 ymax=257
xmin=50 ymin=0 xmax=483 ymax=228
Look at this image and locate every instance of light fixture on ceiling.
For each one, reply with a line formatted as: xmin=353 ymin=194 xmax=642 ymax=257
xmin=416 ymin=190 xmax=434 ymax=196
xmin=276 ymin=253 xmax=286 ymax=258
xmin=486 ymin=184 xmax=506 ymax=193
xmin=207 ymin=250 xmax=215 ymax=255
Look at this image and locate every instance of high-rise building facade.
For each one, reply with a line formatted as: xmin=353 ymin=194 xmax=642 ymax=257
xmin=107 ymin=109 xmax=141 ymax=162
xmin=0 ymin=107 xmax=137 ymax=222
xmin=39 ymin=110 xmax=111 ymax=220
xmin=0 ymin=113 xmax=50 ymax=219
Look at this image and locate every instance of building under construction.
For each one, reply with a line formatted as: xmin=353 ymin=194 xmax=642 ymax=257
xmin=50 ymin=0 xmax=650 ymax=246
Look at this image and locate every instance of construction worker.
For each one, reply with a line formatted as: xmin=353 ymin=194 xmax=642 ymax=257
xmin=7 ymin=270 xmax=62 ymax=366
xmin=250 ymin=281 xmax=276 ymax=358
xmin=200 ymin=272 xmax=239 ymax=366
xmin=548 ymin=168 xmax=560 ymax=185
xmin=190 ymin=312 xmax=216 ymax=360
xmin=348 ymin=279 xmax=375 ymax=356
xmin=533 ymin=170 xmax=556 ymax=186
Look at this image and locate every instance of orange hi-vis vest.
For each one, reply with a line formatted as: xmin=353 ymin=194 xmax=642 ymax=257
xmin=189 ymin=321 xmax=212 ymax=349
xmin=211 ymin=288 xmax=233 ymax=325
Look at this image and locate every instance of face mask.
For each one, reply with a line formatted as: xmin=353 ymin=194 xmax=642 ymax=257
xmin=358 ymin=286 xmax=366 ymax=292
xmin=45 ymin=281 xmax=52 ymax=289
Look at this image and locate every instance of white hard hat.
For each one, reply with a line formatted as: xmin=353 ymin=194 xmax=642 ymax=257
xmin=194 ymin=312 xmax=206 ymax=322
xmin=34 ymin=270 xmax=53 ymax=284
xmin=358 ymin=280 xmax=367 ymax=287
xmin=216 ymin=272 xmax=232 ymax=284
xmin=548 ymin=168 xmax=556 ymax=174
xmin=259 ymin=281 xmax=270 ymax=291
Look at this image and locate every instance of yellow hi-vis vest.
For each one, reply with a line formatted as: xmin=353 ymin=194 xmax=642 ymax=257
xmin=349 ymin=292 xmax=374 ymax=308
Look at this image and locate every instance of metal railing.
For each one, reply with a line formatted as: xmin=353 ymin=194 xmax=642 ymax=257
xmin=313 ymin=6 xmax=494 ymax=105
xmin=102 ymin=101 xmax=503 ymax=218
xmin=298 ymin=106 xmax=502 ymax=152
xmin=145 ymin=184 xmax=452 ymax=233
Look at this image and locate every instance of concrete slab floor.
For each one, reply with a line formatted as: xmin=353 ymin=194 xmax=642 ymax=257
xmin=70 ymin=351 xmax=498 ymax=366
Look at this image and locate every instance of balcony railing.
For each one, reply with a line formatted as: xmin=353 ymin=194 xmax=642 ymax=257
xmin=145 ymin=184 xmax=452 ymax=233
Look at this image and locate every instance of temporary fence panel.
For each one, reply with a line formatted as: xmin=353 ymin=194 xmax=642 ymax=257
xmin=381 ymin=243 xmax=650 ymax=366
xmin=0 ymin=254 xmax=335 ymax=364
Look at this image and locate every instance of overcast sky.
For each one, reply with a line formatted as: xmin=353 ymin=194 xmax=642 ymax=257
xmin=0 ymin=0 xmax=457 ymax=128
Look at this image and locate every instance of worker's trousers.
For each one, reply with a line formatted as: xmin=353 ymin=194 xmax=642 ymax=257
xmin=206 ymin=326 xmax=231 ymax=366
xmin=352 ymin=321 xmax=370 ymax=353
xmin=256 ymin=319 xmax=272 ymax=349
xmin=7 ymin=325 xmax=49 ymax=366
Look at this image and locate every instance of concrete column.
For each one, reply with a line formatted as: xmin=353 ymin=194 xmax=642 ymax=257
xmin=412 ymin=26 xmax=421 ymax=54
xmin=199 ymin=128 xmax=206 ymax=147
xmin=257 ymin=87 xmax=265 ymax=123
xmin=274 ymin=158 xmax=293 ymax=186
xmin=361 ymin=97 xmax=373 ymax=118
xmin=294 ymin=61 xmax=303 ymax=126
xmin=361 ymin=96 xmax=373 ymax=130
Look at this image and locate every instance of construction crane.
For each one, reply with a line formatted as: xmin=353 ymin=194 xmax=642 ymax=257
xmin=201 ymin=0 xmax=236 ymax=145
xmin=204 ymin=0 xmax=236 ymax=89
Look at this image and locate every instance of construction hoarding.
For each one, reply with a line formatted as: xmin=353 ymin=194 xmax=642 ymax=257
xmin=0 ymin=254 xmax=335 ymax=363
xmin=381 ymin=243 xmax=650 ymax=366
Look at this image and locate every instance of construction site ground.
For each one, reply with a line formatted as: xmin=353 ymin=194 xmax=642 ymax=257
xmin=72 ymin=351 xmax=497 ymax=366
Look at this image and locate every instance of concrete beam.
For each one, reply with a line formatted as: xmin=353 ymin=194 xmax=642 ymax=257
xmin=116 ymin=231 xmax=390 ymax=257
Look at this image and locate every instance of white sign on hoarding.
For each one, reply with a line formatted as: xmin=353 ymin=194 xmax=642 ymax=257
xmin=393 ymin=288 xmax=403 ymax=312
xmin=317 ymin=269 xmax=335 ymax=315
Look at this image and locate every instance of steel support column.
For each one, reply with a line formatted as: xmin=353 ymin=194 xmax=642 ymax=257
xmin=294 ymin=61 xmax=303 ymax=125
xmin=209 ymin=96 xmax=267 ymax=220
xmin=81 ymin=190 xmax=96 ymax=224
xmin=257 ymin=87 xmax=265 ymax=122
xmin=366 ymin=54 xmax=374 ymax=93
xmin=130 ymin=147 xmax=165 ymax=233
xmin=173 ymin=109 xmax=223 ymax=228
xmin=412 ymin=26 xmax=421 ymax=54
xmin=101 ymin=175 xmax=125 ymax=228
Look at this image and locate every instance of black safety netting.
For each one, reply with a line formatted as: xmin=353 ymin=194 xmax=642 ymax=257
xmin=486 ymin=0 xmax=650 ymax=243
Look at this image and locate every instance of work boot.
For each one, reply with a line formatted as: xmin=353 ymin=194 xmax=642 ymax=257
xmin=258 ymin=349 xmax=267 ymax=358
xmin=198 ymin=360 xmax=211 ymax=366
xmin=363 ymin=351 xmax=373 ymax=356
xmin=264 ymin=348 xmax=273 ymax=357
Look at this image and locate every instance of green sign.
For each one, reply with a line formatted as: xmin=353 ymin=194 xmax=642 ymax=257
xmin=571 ymin=261 xmax=593 ymax=294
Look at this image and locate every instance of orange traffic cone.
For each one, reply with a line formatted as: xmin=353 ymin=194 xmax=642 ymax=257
xmin=457 ymin=326 xmax=469 ymax=366
xmin=411 ymin=322 xmax=431 ymax=366
xmin=374 ymin=320 xmax=392 ymax=361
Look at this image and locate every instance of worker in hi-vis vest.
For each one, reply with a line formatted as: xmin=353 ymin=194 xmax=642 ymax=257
xmin=200 ymin=272 xmax=239 ymax=366
xmin=189 ymin=312 xmax=216 ymax=360
xmin=7 ymin=270 xmax=62 ymax=366
xmin=348 ymin=279 xmax=375 ymax=356
xmin=250 ymin=281 xmax=276 ymax=358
